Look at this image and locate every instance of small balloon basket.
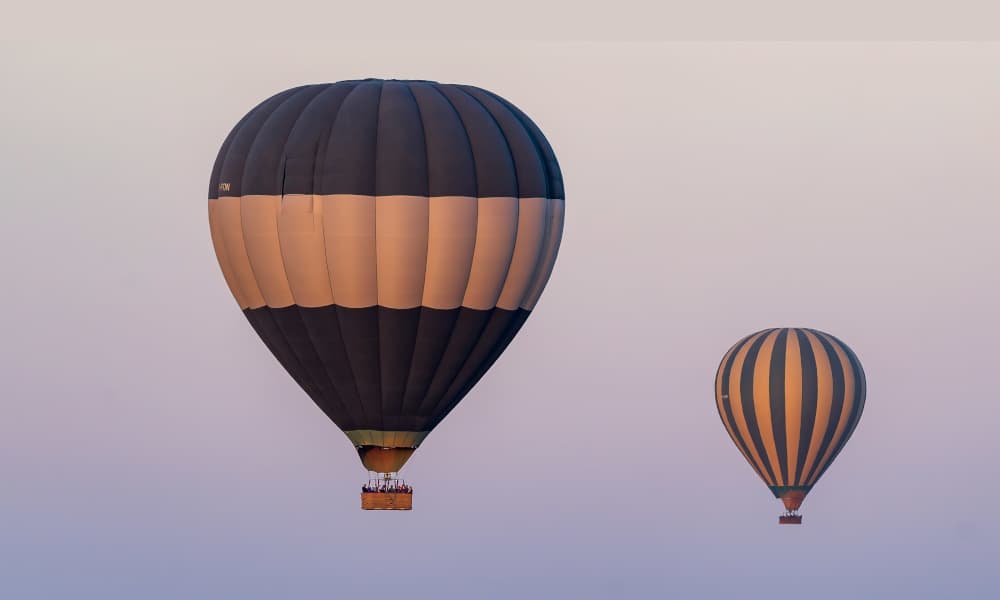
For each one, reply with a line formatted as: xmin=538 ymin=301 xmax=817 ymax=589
xmin=361 ymin=474 xmax=413 ymax=511
xmin=779 ymin=512 xmax=802 ymax=525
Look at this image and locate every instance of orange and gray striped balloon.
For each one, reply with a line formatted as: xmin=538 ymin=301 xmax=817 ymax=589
xmin=208 ymin=80 xmax=563 ymax=473
xmin=714 ymin=328 xmax=865 ymax=514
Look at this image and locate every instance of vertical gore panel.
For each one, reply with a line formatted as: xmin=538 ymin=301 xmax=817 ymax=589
xmin=244 ymin=308 xmax=319 ymax=399
xmin=416 ymin=308 xmax=493 ymax=414
xmin=240 ymin=195 xmax=294 ymax=307
xmin=375 ymin=196 xmax=429 ymax=309
xmin=751 ymin=330 xmax=783 ymax=486
xmin=277 ymin=194 xmax=334 ymax=307
xmin=399 ymin=308 xmax=461 ymax=418
xmin=422 ymin=196 xmax=477 ymax=309
xmin=297 ymin=305 xmax=365 ymax=427
xmin=521 ymin=198 xmax=565 ymax=310
xmin=463 ymin=197 xmax=518 ymax=310
xmin=335 ymin=306 xmax=383 ymax=428
xmin=495 ymin=197 xmax=547 ymax=311
xmin=727 ymin=331 xmax=774 ymax=484
xmin=458 ymin=86 xmax=548 ymax=199
xmin=783 ymin=329 xmax=804 ymax=484
xmin=430 ymin=308 xmax=529 ymax=425
xmin=807 ymin=333 xmax=854 ymax=485
xmin=281 ymin=83 xmax=357 ymax=196
xmin=375 ymin=82 xmax=428 ymax=197
xmin=242 ymin=85 xmax=325 ymax=196
xmin=321 ymin=82 xmax=381 ymax=196
xmin=210 ymin=196 xmax=265 ymax=309
xmin=208 ymin=199 xmax=250 ymax=308
xmin=408 ymin=83 xmax=477 ymax=197
xmin=219 ymin=87 xmax=303 ymax=198
xmin=322 ymin=195 xmax=377 ymax=308
xmin=377 ymin=307 xmax=423 ymax=429
xmin=716 ymin=333 xmax=760 ymax=473
xmin=793 ymin=329 xmax=818 ymax=485
xmin=483 ymin=89 xmax=565 ymax=200
xmin=436 ymin=86 xmax=518 ymax=198
xmin=768 ymin=329 xmax=790 ymax=485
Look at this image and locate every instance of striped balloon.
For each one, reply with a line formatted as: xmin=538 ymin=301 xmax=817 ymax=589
xmin=714 ymin=328 xmax=865 ymax=521
xmin=208 ymin=80 xmax=563 ymax=474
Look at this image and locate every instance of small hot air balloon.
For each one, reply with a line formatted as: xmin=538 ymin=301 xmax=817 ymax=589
xmin=208 ymin=80 xmax=564 ymax=509
xmin=714 ymin=328 xmax=865 ymax=524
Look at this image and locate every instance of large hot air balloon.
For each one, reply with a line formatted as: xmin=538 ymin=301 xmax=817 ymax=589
xmin=714 ymin=328 xmax=865 ymax=524
xmin=207 ymin=80 xmax=564 ymax=509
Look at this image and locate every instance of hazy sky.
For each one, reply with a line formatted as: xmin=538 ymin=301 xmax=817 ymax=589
xmin=2 ymin=39 xmax=999 ymax=599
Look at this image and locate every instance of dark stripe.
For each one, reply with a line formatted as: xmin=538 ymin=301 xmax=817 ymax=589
xmin=209 ymin=80 xmax=560 ymax=199
xmin=769 ymin=329 xmax=790 ymax=484
xmin=810 ymin=334 xmax=867 ymax=484
xmin=804 ymin=332 xmax=847 ymax=484
xmin=716 ymin=334 xmax=761 ymax=479
xmin=793 ymin=329 xmax=818 ymax=486
xmin=740 ymin=332 xmax=779 ymax=485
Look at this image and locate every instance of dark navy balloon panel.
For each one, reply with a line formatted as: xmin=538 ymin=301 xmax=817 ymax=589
xmin=208 ymin=80 xmax=564 ymax=470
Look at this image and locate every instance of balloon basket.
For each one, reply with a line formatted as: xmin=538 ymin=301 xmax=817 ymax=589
xmin=779 ymin=514 xmax=802 ymax=525
xmin=361 ymin=492 xmax=412 ymax=510
xmin=361 ymin=475 xmax=413 ymax=510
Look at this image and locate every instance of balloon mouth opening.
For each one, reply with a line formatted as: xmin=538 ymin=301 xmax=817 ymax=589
xmin=357 ymin=446 xmax=416 ymax=473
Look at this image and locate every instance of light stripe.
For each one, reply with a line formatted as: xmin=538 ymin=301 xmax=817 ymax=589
xmin=799 ymin=330 xmax=834 ymax=481
xmin=496 ymin=197 xmax=548 ymax=310
xmin=463 ymin=197 xmax=519 ymax=310
xmin=422 ymin=196 xmax=477 ymax=309
xmin=726 ymin=330 xmax=773 ymax=484
xmin=752 ymin=330 xmax=784 ymax=486
xmin=716 ymin=337 xmax=758 ymax=472
xmin=277 ymin=194 xmax=335 ymax=307
xmin=522 ymin=198 xmax=566 ymax=310
xmin=807 ymin=332 xmax=858 ymax=486
xmin=208 ymin=196 xmax=265 ymax=309
xmin=322 ymin=194 xmax=377 ymax=308
xmin=784 ymin=329 xmax=804 ymax=484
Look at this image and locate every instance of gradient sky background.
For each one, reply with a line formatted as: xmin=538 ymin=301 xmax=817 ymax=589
xmin=2 ymin=36 xmax=999 ymax=599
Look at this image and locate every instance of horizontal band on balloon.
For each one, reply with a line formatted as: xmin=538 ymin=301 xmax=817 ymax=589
xmin=209 ymin=194 xmax=564 ymax=311
xmin=242 ymin=305 xmax=532 ymax=434
xmin=345 ymin=430 xmax=429 ymax=448
xmin=208 ymin=81 xmax=563 ymax=201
